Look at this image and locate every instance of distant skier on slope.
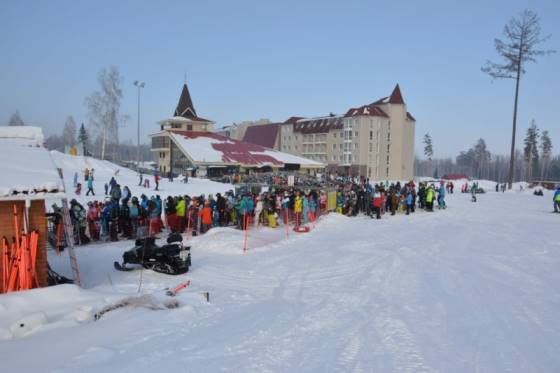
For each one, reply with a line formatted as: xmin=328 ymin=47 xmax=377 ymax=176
xmin=553 ymin=186 xmax=560 ymax=213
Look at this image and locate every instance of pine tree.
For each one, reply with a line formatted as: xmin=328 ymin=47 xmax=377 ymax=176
xmin=540 ymin=130 xmax=552 ymax=179
xmin=8 ymin=110 xmax=25 ymax=126
xmin=423 ymin=133 xmax=433 ymax=160
xmin=523 ymin=120 xmax=540 ymax=180
xmin=482 ymin=10 xmax=555 ymax=189
xmin=78 ymin=123 xmax=89 ymax=156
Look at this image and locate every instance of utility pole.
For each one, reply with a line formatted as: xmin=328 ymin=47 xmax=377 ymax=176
xmin=133 ymin=80 xmax=145 ymax=170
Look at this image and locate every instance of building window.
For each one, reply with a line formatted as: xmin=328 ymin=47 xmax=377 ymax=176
xmin=295 ymin=135 xmax=298 ymax=141
xmin=295 ymin=145 xmax=298 ymax=150
xmin=187 ymin=124 xmax=193 ymax=131
xmin=332 ymin=144 xmax=336 ymax=150
xmin=355 ymin=131 xmax=358 ymax=137
xmin=369 ymin=143 xmax=373 ymax=152
xmin=339 ymin=155 xmax=343 ymax=161
xmin=334 ymin=132 xmax=337 ymax=138
xmin=369 ymin=131 xmax=373 ymax=140
xmin=354 ymin=143 xmax=358 ymax=149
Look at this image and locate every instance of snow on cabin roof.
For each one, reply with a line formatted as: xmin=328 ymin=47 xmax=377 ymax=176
xmin=0 ymin=127 xmax=64 ymax=198
xmin=0 ymin=126 xmax=44 ymax=145
xmin=169 ymin=131 xmax=324 ymax=168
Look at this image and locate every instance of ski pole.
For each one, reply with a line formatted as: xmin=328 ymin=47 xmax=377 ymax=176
xmin=243 ymin=213 xmax=248 ymax=252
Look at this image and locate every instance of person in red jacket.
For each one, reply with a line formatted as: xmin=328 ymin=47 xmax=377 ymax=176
xmin=199 ymin=200 xmax=213 ymax=234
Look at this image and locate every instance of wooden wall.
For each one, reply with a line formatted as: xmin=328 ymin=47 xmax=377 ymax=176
xmin=0 ymin=200 xmax=48 ymax=292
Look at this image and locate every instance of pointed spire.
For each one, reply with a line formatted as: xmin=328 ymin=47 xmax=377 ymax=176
xmin=174 ymin=83 xmax=197 ymax=118
xmin=388 ymin=84 xmax=405 ymax=104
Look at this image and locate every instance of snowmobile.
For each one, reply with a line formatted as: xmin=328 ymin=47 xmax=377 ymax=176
xmin=114 ymin=233 xmax=191 ymax=275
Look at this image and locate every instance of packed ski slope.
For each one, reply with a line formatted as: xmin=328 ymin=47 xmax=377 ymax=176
xmin=49 ymin=151 xmax=233 ymax=203
xmin=1 ymin=186 xmax=560 ymax=372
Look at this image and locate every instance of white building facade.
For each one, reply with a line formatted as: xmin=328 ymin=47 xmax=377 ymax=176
xmin=279 ymin=84 xmax=416 ymax=180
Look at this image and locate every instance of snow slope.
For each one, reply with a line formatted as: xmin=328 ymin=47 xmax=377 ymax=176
xmin=1 ymin=191 xmax=560 ymax=372
xmin=49 ymin=151 xmax=233 ymax=203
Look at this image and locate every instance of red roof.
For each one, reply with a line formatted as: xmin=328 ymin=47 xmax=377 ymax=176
xmin=389 ymin=84 xmax=405 ymax=104
xmin=283 ymin=116 xmax=305 ymax=125
xmin=442 ymin=173 xmax=469 ymax=180
xmin=292 ymin=117 xmax=344 ymax=134
xmin=242 ymin=123 xmax=280 ymax=149
xmin=344 ymin=104 xmax=389 ymax=118
xmin=168 ymin=130 xmax=322 ymax=167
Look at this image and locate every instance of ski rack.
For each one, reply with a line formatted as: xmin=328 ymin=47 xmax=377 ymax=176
xmin=57 ymin=168 xmax=82 ymax=287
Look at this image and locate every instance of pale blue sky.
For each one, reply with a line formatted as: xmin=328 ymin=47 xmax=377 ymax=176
xmin=0 ymin=0 xmax=558 ymax=157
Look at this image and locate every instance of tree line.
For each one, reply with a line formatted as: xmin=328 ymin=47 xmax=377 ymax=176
xmin=418 ymin=124 xmax=556 ymax=182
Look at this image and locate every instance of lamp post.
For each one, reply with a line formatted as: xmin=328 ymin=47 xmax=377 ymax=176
xmin=133 ymin=80 xmax=145 ymax=171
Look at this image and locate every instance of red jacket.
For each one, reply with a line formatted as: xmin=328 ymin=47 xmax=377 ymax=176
xmin=199 ymin=207 xmax=213 ymax=225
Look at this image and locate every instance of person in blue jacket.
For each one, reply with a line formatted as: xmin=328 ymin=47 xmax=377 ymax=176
xmin=553 ymin=186 xmax=560 ymax=212
xmin=437 ymin=182 xmax=446 ymax=209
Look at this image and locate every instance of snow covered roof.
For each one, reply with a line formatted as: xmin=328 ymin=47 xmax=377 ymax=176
xmin=0 ymin=126 xmax=44 ymax=145
xmin=169 ymin=131 xmax=324 ymax=168
xmin=0 ymin=127 xmax=64 ymax=199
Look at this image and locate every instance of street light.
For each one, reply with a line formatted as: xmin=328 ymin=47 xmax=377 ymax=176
xmin=133 ymin=80 xmax=145 ymax=171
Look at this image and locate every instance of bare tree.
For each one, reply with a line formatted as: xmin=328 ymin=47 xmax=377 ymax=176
xmin=84 ymin=66 xmax=124 ymax=160
xmin=482 ymin=9 xmax=555 ymax=189
xmin=8 ymin=110 xmax=25 ymax=126
xmin=63 ymin=116 xmax=77 ymax=147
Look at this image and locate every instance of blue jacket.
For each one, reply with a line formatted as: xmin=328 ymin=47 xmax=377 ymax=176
xmin=554 ymin=188 xmax=560 ymax=201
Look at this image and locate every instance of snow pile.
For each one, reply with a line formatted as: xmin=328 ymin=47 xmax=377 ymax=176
xmin=0 ymin=129 xmax=63 ymax=197
xmin=49 ymin=151 xmax=233 ymax=204
xmin=1 ymin=191 xmax=559 ymax=371
xmin=0 ymin=126 xmax=44 ymax=145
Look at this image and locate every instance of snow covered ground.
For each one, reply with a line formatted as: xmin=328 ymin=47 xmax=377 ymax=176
xmin=49 ymin=151 xmax=234 ymax=204
xmin=1 ymin=187 xmax=560 ymax=372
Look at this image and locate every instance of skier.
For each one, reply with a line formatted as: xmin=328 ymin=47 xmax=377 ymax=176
xmin=294 ymin=191 xmax=303 ymax=227
xmin=138 ymin=171 xmax=143 ymax=187
xmin=553 ymin=186 xmax=560 ymax=213
xmin=471 ymin=183 xmax=478 ymax=202
xmin=86 ymin=176 xmax=95 ymax=196
xmin=154 ymin=173 xmax=160 ymax=191
xmin=104 ymin=182 xmax=109 ymax=196
xmin=425 ymin=185 xmax=435 ymax=211
xmin=437 ymin=182 xmax=446 ymax=209
xmin=199 ymin=200 xmax=213 ymax=233
xmin=405 ymin=190 xmax=413 ymax=215
xmin=73 ymin=172 xmax=78 ymax=188
xmin=75 ymin=182 xmax=82 ymax=195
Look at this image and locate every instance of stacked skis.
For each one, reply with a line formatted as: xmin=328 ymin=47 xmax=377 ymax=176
xmin=1 ymin=205 xmax=40 ymax=293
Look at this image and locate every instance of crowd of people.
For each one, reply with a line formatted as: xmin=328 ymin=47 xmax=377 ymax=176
xmin=48 ymin=170 xmax=460 ymax=248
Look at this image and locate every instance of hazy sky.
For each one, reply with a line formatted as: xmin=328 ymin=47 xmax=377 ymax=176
xmin=0 ymin=0 xmax=558 ymax=157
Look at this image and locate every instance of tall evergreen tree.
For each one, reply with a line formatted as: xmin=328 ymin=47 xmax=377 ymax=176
xmin=523 ymin=120 xmax=540 ymax=180
xmin=78 ymin=123 xmax=89 ymax=156
xmin=539 ymin=129 xmax=552 ymax=179
xmin=482 ymin=10 xmax=555 ymax=189
xmin=8 ymin=110 xmax=25 ymax=126
xmin=423 ymin=133 xmax=433 ymax=160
